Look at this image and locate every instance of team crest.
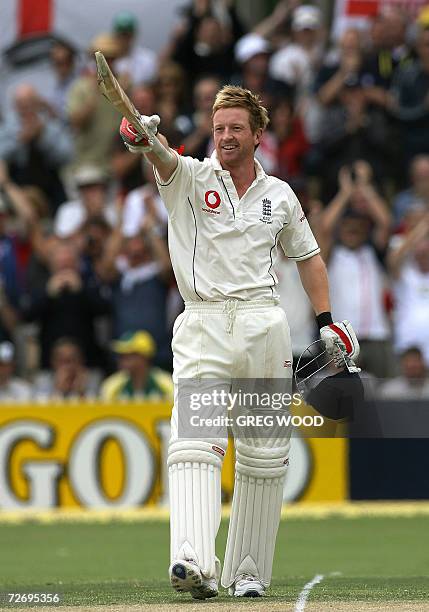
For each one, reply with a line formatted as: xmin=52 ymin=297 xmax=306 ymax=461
xmin=260 ymin=198 xmax=272 ymax=224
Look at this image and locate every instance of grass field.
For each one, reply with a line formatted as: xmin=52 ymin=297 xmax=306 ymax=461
xmin=1 ymin=507 xmax=429 ymax=611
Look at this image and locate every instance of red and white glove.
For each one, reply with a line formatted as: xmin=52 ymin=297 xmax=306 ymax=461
xmin=120 ymin=115 xmax=160 ymax=153
xmin=320 ymin=320 xmax=360 ymax=373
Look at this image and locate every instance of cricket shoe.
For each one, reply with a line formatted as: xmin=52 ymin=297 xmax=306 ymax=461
xmin=229 ymin=574 xmax=265 ymax=597
xmin=169 ymin=560 xmax=218 ymax=600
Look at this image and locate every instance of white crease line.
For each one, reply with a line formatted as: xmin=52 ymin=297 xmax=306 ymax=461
xmin=294 ymin=573 xmax=325 ymax=611
xmin=294 ymin=571 xmax=342 ymax=611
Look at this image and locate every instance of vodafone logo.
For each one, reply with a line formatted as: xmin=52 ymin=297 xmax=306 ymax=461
xmin=204 ymin=190 xmax=221 ymax=209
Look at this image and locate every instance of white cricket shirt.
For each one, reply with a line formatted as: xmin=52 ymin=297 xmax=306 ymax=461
xmin=156 ymin=151 xmax=319 ymax=302
xmin=328 ymin=244 xmax=390 ymax=340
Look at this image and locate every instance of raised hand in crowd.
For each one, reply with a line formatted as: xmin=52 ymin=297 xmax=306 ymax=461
xmin=47 ymin=269 xmax=83 ymax=297
xmin=352 ymin=160 xmax=392 ymax=248
xmin=320 ymin=161 xmax=391 ymax=258
xmin=253 ymin=0 xmax=301 ymax=40
xmin=387 ymin=212 xmax=429 ymax=278
xmin=53 ymin=360 xmax=89 ymax=397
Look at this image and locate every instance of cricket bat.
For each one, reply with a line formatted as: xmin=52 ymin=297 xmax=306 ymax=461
xmin=95 ymin=51 xmax=169 ymax=160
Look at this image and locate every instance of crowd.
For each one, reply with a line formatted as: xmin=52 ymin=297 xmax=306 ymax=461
xmin=0 ymin=0 xmax=428 ymax=402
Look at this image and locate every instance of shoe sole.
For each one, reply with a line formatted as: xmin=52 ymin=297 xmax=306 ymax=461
xmin=170 ymin=562 xmax=218 ymax=600
xmin=243 ymin=589 xmax=262 ymax=597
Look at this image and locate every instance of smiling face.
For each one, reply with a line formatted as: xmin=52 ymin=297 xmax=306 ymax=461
xmin=213 ymin=107 xmax=261 ymax=170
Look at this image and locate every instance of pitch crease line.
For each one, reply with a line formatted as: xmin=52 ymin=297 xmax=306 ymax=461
xmin=294 ymin=573 xmax=325 ymax=611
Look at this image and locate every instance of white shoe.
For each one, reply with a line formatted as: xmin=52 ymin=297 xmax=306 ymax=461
xmin=169 ymin=560 xmax=218 ymax=600
xmin=230 ymin=574 xmax=265 ymax=597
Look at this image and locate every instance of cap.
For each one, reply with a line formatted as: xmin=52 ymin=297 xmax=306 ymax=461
xmin=90 ymin=33 xmax=121 ymax=58
xmin=54 ymin=205 xmax=85 ymax=238
xmin=417 ymin=5 xmax=429 ymax=28
xmin=235 ymin=34 xmax=271 ymax=64
xmin=0 ymin=341 xmax=14 ymax=362
xmin=74 ymin=165 xmax=108 ymax=188
xmin=113 ymin=12 xmax=138 ymax=33
xmin=292 ymin=5 xmax=321 ymax=31
xmin=112 ymin=331 xmax=156 ymax=358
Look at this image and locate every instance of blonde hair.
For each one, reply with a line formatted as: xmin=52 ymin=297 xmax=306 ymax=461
xmin=212 ymin=85 xmax=269 ymax=133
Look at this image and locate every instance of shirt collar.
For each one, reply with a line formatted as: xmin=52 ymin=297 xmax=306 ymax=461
xmin=209 ymin=150 xmax=267 ymax=182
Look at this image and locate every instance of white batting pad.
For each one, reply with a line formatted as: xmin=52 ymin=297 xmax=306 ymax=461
xmin=168 ymin=440 xmax=225 ymax=579
xmin=221 ymin=439 xmax=290 ymax=588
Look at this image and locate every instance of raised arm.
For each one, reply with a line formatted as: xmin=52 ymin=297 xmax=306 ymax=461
xmin=353 ymin=161 xmax=392 ymax=250
xmin=387 ymin=214 xmax=429 ymax=278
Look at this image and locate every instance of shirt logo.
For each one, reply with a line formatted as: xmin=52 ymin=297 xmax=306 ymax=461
xmin=205 ymin=191 xmax=221 ymax=209
xmin=260 ymin=198 xmax=272 ymax=224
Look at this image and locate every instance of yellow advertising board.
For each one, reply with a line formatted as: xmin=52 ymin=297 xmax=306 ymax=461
xmin=0 ymin=403 xmax=347 ymax=509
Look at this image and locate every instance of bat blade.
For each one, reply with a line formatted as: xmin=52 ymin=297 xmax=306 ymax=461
xmin=94 ymin=51 xmax=154 ymax=144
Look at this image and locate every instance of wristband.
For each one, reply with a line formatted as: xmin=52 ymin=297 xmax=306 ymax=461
xmin=316 ymin=311 xmax=333 ymax=329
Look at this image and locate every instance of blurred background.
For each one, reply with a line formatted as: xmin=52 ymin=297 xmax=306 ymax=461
xmin=0 ymin=0 xmax=428 ymax=511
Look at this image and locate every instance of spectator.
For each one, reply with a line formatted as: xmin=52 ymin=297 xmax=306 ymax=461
xmin=101 ymin=330 xmax=173 ymax=401
xmin=112 ymin=11 xmax=158 ymax=89
xmin=122 ymin=161 xmax=168 ymax=238
xmin=34 ymin=337 xmax=101 ymax=400
xmin=54 ymin=165 xmax=116 ymax=239
xmin=171 ymin=0 xmax=245 ymax=87
xmin=156 ymin=61 xmax=189 ymax=113
xmin=24 ymin=240 xmax=111 ymax=369
xmin=379 ymin=347 xmax=429 ymax=400
xmin=0 ymin=160 xmax=54 ymax=302
xmin=46 ymin=38 xmax=79 ymax=123
xmin=0 ymin=83 xmax=73 ymax=211
xmin=234 ymin=33 xmax=271 ymax=88
xmin=270 ymin=95 xmax=309 ymax=187
xmin=0 ymin=162 xmax=34 ymax=342
xmin=269 ymin=5 xmax=325 ymax=94
xmin=80 ymin=216 xmax=113 ymax=288
xmin=0 ymin=341 xmax=31 ymax=402
xmin=387 ymin=212 xmax=429 ymax=365
xmin=153 ymin=61 xmax=193 ymax=145
xmin=66 ymin=34 xmax=121 ymax=172
xmin=97 ymin=207 xmax=173 ymax=370
xmin=233 ymin=33 xmax=289 ymax=107
xmin=315 ymin=28 xmax=364 ymax=107
xmin=316 ymin=71 xmax=392 ymax=201
xmin=389 ymin=26 xmax=429 ymax=165
xmin=181 ymin=75 xmax=221 ymax=160
xmin=322 ymin=162 xmax=393 ymax=377
xmin=252 ymin=0 xmax=297 ymax=45
xmin=362 ymin=6 xmax=410 ymax=90
xmin=392 ymin=155 xmax=429 ymax=224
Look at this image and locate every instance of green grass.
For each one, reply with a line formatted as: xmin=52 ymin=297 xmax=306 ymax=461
xmin=0 ymin=516 xmax=428 ymax=606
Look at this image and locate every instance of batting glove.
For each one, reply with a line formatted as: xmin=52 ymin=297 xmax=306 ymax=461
xmin=320 ymin=320 xmax=361 ymax=373
xmin=120 ymin=115 xmax=160 ymax=154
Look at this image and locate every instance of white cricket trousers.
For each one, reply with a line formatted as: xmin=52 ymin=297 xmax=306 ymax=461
xmin=168 ymin=299 xmax=292 ymax=584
